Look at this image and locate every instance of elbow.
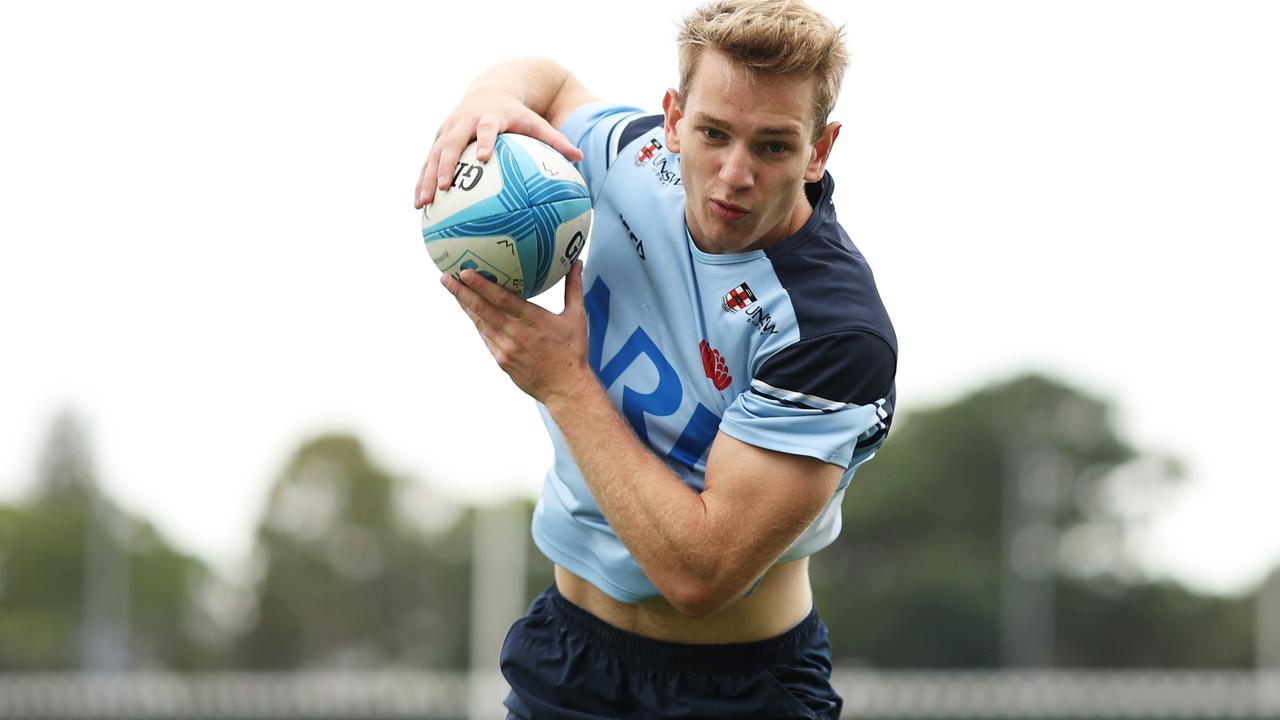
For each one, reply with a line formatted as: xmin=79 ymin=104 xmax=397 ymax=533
xmin=662 ymin=576 xmax=737 ymax=619
xmin=669 ymin=594 xmax=718 ymax=620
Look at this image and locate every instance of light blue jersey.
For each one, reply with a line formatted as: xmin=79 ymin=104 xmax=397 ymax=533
xmin=532 ymin=103 xmax=898 ymax=603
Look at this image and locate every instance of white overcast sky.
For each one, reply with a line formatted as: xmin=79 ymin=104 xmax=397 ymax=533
xmin=1 ymin=1 xmax=1277 ymax=595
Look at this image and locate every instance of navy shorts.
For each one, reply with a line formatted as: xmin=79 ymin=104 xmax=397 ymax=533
xmin=500 ymin=584 xmax=842 ymax=719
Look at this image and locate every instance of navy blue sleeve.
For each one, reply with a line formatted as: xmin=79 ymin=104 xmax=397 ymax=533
xmin=754 ymin=330 xmax=896 ymax=408
xmin=752 ymin=329 xmax=896 ymax=449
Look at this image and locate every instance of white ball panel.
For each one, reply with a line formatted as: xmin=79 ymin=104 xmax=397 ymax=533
xmin=425 ymin=234 xmax=523 ymax=292
xmin=420 ymin=142 xmax=505 ymax=231
xmin=505 ymin=134 xmax=586 ymax=187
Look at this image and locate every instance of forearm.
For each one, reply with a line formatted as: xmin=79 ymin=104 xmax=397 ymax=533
xmin=544 ymin=377 xmax=744 ymax=616
xmin=464 ymin=57 xmax=574 ymax=119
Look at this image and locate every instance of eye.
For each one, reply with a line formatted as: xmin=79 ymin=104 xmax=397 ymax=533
xmin=764 ymin=141 xmax=790 ymax=155
xmin=701 ymin=128 xmax=727 ymax=141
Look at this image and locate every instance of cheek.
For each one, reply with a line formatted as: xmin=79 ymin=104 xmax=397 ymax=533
xmin=680 ymin=158 xmax=707 ymax=192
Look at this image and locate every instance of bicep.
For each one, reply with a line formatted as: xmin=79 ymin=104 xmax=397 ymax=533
xmin=700 ymin=431 xmax=843 ymax=570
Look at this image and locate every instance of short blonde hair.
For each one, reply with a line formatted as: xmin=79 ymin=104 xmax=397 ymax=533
xmin=677 ymin=0 xmax=849 ymax=141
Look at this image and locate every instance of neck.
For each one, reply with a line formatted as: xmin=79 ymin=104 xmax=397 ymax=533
xmin=745 ymin=187 xmax=814 ymax=253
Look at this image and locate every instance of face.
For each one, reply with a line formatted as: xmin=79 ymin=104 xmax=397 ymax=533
xmin=663 ymin=50 xmax=840 ymax=254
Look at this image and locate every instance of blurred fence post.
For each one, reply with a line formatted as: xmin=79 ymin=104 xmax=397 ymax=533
xmin=80 ymin=488 xmax=130 ymax=671
xmin=468 ymin=501 xmax=528 ymax=720
xmin=1260 ymin=569 xmax=1280 ymax=713
xmin=1000 ymin=441 xmax=1065 ymax=667
xmin=1261 ymin=570 xmax=1280 ymax=668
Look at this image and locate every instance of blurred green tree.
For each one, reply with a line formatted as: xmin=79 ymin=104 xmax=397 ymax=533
xmin=0 ymin=412 xmax=224 ymax=670
xmin=238 ymin=434 xmax=471 ymax=669
xmin=813 ymin=374 xmax=1253 ymax=667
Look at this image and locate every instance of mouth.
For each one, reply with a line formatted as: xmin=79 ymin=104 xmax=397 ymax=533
xmin=710 ymin=199 xmax=749 ymax=222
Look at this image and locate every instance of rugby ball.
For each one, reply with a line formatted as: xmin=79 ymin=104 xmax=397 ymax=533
xmin=421 ymin=134 xmax=591 ymax=299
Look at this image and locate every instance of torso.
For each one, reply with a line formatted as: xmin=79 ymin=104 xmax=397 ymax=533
xmin=535 ymin=106 xmax=896 ymax=612
xmin=554 ymin=558 xmax=814 ymax=643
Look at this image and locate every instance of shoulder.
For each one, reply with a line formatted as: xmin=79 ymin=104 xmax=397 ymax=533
xmin=764 ymin=173 xmax=897 ymax=355
xmin=559 ymin=103 xmax=668 ymax=199
xmin=560 ymin=103 xmax=662 ymax=166
xmin=753 ymin=173 xmax=898 ymax=408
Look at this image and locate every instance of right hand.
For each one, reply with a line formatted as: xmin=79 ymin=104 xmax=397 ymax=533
xmin=415 ymin=90 xmax=584 ymax=208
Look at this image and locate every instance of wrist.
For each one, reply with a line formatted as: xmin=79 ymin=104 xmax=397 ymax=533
xmin=541 ymin=365 xmax=603 ymax=416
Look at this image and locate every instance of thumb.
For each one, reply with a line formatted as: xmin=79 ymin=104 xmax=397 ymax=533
xmin=562 ymin=260 xmax=585 ymax=316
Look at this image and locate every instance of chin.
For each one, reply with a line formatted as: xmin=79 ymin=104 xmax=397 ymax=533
xmin=701 ymin=223 xmax=755 ymax=253
xmin=701 ymin=233 xmax=747 ymax=254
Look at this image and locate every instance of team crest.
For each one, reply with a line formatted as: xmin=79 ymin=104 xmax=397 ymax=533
xmin=722 ymin=282 xmax=757 ymax=313
xmin=635 ymin=138 xmax=663 ymax=165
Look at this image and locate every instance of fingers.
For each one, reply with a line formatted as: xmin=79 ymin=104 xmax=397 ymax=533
xmin=459 ymin=268 xmax=533 ymax=323
xmin=441 ymin=271 xmax=529 ymax=369
xmin=441 ymin=271 xmax=496 ymax=326
xmin=534 ymin=117 xmax=583 ymax=162
xmin=563 ymin=260 xmax=585 ymax=316
xmin=512 ymin=114 xmax=583 ymax=162
xmin=441 ymin=269 xmax=531 ymax=325
xmin=452 ymin=287 xmax=507 ymax=362
xmin=419 ymin=124 xmax=473 ymax=208
xmin=548 ymin=131 xmax=584 ymax=162
xmin=417 ymin=146 xmax=442 ymax=208
xmin=435 ymin=132 xmax=466 ymax=193
xmin=416 ymin=103 xmax=582 ymax=209
xmin=460 ymin=300 xmax=502 ymax=347
xmin=475 ymin=116 xmax=501 ymax=163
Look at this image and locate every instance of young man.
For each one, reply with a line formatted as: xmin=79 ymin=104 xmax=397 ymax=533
xmin=416 ymin=2 xmax=895 ymax=717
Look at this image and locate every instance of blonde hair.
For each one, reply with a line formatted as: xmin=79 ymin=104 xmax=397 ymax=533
xmin=677 ymin=0 xmax=848 ymax=141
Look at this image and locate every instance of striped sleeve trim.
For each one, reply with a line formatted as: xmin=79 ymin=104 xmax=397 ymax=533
xmin=751 ymin=380 xmax=891 ymax=437
xmin=749 ymin=379 xmax=856 ymax=413
xmin=861 ymin=398 xmax=891 ymax=446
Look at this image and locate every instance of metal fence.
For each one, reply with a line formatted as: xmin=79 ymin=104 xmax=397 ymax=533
xmin=1 ymin=670 xmax=1278 ymax=719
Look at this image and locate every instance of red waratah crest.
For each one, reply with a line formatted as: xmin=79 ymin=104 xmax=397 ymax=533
xmin=699 ymin=340 xmax=732 ymax=391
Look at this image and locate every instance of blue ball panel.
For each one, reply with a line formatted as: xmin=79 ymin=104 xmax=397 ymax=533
xmin=425 ymin=197 xmax=591 ymax=298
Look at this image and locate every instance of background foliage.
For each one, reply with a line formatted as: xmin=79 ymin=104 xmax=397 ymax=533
xmin=0 ymin=375 xmax=1262 ymax=670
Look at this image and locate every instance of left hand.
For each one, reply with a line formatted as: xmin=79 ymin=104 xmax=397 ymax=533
xmin=440 ymin=261 xmax=594 ymax=404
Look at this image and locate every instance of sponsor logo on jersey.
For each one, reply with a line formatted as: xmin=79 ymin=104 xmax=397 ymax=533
xmin=699 ymin=340 xmax=733 ymax=391
xmin=722 ymin=283 xmax=757 ymax=313
xmin=618 ymin=214 xmax=647 ymax=260
xmin=635 ymin=138 xmax=662 ymax=165
xmin=745 ymin=304 xmax=779 ymax=335
xmin=586 ymin=276 xmax=722 ymax=469
xmin=650 ymin=154 xmax=682 ymax=186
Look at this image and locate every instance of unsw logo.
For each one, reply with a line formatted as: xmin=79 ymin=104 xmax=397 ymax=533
xmin=745 ymin=305 xmax=779 ymax=336
xmin=650 ymin=153 xmax=682 ymax=186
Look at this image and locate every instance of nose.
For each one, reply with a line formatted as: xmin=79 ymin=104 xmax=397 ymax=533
xmin=718 ymin=142 xmax=754 ymax=189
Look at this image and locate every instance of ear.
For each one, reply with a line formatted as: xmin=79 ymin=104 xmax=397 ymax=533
xmin=804 ymin=121 xmax=841 ymax=183
xmin=662 ymin=88 xmax=683 ymax=152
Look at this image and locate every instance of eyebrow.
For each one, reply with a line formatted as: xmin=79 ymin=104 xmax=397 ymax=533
xmin=694 ymin=113 xmax=803 ymax=138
